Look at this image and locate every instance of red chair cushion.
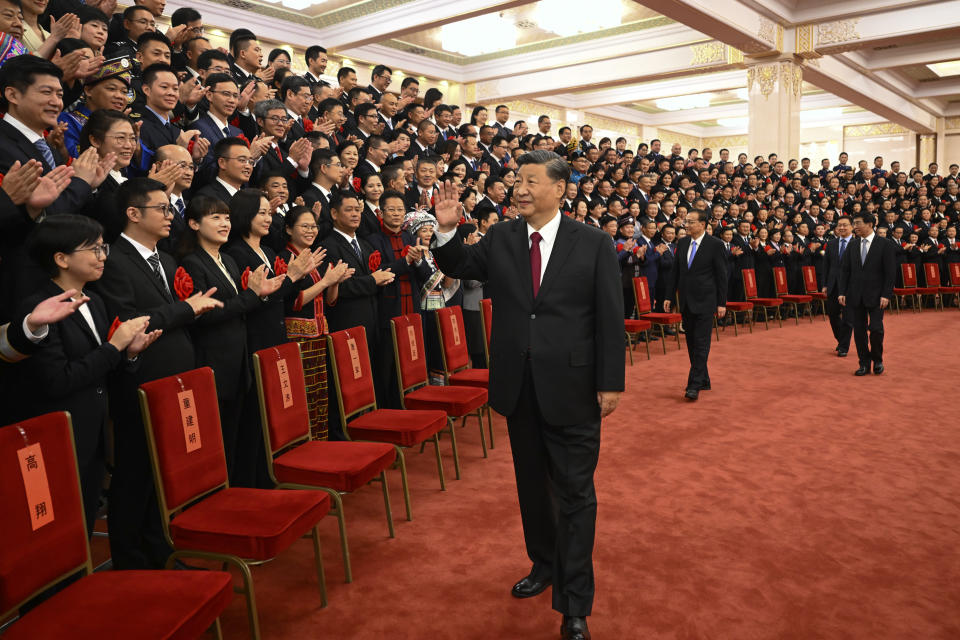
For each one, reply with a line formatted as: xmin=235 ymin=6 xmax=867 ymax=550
xmin=449 ymin=368 xmax=489 ymax=389
xmin=938 ymin=286 xmax=960 ymax=293
xmin=4 ymin=570 xmax=232 ymax=640
xmin=724 ymin=301 xmax=754 ymax=310
xmin=892 ymin=287 xmax=913 ymax=294
xmin=915 ymin=287 xmax=938 ymax=294
xmin=779 ymin=294 xmax=812 ymax=303
xmin=347 ymin=409 xmax=447 ymax=447
xmin=807 ymin=292 xmax=827 ymax=300
xmin=273 ymin=441 xmax=396 ymax=492
xmin=751 ymin=298 xmax=784 ymax=306
xmin=624 ymin=319 xmax=652 ymax=331
xmin=403 ymin=385 xmax=487 ymax=416
xmin=169 ymin=488 xmax=329 ymax=560
xmin=640 ymin=312 xmax=682 ymax=324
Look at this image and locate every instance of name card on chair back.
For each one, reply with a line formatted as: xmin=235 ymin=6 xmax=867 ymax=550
xmin=347 ymin=337 xmax=362 ymax=379
xmin=407 ymin=326 xmax=418 ymax=360
xmin=178 ymin=390 xmax=202 ymax=453
xmin=277 ymin=359 xmax=294 ymax=408
xmin=450 ymin=315 xmax=461 ymax=346
xmin=18 ymin=442 xmax=54 ymax=530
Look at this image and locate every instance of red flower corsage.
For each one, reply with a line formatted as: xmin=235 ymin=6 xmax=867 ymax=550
xmin=107 ymin=316 xmax=121 ymax=341
xmin=401 ymin=245 xmax=411 ymax=258
xmin=458 ymin=216 xmax=466 ymax=225
xmin=352 ymin=176 xmax=361 ymax=193
xmin=238 ymin=134 xmax=250 ymax=147
xmin=0 ymin=173 xmax=4 ymax=187
xmin=273 ymin=256 xmax=288 ymax=275
xmin=173 ymin=266 xmax=193 ymax=301
xmin=303 ymin=119 xmax=314 ymax=132
xmin=230 ymin=116 xmax=240 ymax=127
xmin=241 ymin=266 xmax=251 ymax=290
xmin=616 ymin=242 xmax=625 ymax=252
xmin=368 ymin=250 xmax=381 ymax=271
xmin=187 ymin=138 xmax=196 ymax=155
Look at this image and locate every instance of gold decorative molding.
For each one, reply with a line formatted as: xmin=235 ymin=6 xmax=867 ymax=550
xmin=727 ymin=47 xmax=744 ymax=65
xmin=465 ymin=83 xmax=476 ymax=105
xmin=756 ymin=18 xmax=784 ymax=53
xmin=816 ymin=19 xmax=860 ymax=46
xmin=746 ymin=61 xmax=802 ymax=100
xmin=781 ymin=63 xmax=803 ymax=99
xmin=945 ymin=117 xmax=960 ymax=130
xmin=583 ymin=113 xmax=639 ymax=137
xmin=746 ymin=63 xmax=777 ymax=99
xmin=843 ymin=123 xmax=911 ymax=138
xmin=795 ymin=24 xmax=820 ymax=58
xmin=703 ymin=135 xmax=748 ymax=149
xmin=690 ymin=42 xmax=726 ymax=66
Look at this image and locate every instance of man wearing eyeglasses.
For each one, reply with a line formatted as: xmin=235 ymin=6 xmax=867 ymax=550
xmin=192 ymin=136 xmax=253 ymax=203
xmin=105 ymin=5 xmax=154 ymax=59
xmin=192 ymin=73 xmax=244 ymax=173
xmin=281 ymin=75 xmax=313 ymax=144
xmin=153 ymin=144 xmax=194 ymax=253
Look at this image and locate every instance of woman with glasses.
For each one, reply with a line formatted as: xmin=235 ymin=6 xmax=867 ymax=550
xmin=78 ymin=109 xmax=138 ymax=242
xmin=224 ymin=189 xmax=323 ymax=485
xmin=177 ymin=196 xmax=287 ymax=483
xmin=280 ymin=206 xmax=352 ymax=439
xmin=20 ymin=214 xmax=160 ymax=535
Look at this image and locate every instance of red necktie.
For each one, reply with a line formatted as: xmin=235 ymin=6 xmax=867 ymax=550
xmin=530 ymin=231 xmax=542 ymax=298
xmin=275 ymin=146 xmax=283 ymax=161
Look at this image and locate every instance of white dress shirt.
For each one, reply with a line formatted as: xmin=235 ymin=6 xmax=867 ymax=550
xmin=3 ymin=113 xmax=42 ymax=142
xmin=76 ymin=299 xmax=101 ymax=345
xmin=216 ymin=177 xmax=239 ymax=197
xmin=121 ymin=232 xmax=170 ymax=293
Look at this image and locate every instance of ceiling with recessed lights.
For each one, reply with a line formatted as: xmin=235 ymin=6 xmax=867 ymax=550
xmin=167 ymin=0 xmax=960 ymax=139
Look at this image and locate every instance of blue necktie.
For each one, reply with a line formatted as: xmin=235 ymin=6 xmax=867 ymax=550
xmin=688 ymin=239 xmax=697 ymax=268
xmin=34 ymin=138 xmax=56 ymax=169
xmin=839 ymin=238 xmax=847 ymax=258
xmin=350 ymin=238 xmax=362 ymax=262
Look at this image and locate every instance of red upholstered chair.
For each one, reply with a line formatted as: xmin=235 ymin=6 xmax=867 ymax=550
xmin=801 ymin=265 xmax=828 ymax=318
xmin=772 ymin=266 xmax=814 ymax=325
xmin=138 ymin=368 xmax=330 ymax=640
xmin=948 ymin=262 xmax=960 ymax=310
xmin=742 ymin=268 xmax=783 ymax=329
xmin=624 ymin=317 xmax=652 ymax=365
xmin=327 ymin=326 xmax=449 ymax=492
xmin=253 ymin=343 xmax=401 ymax=584
xmin=893 ymin=262 xmax=922 ymax=314
xmin=435 ymin=305 xmax=495 ymax=451
xmin=391 ymin=313 xmax=488 ymax=480
xmin=721 ymin=300 xmax=755 ymax=336
xmin=632 ymin=276 xmax=682 ymax=354
xmin=0 ymin=412 xmax=233 ymax=639
xmin=480 ymin=298 xmax=493 ymax=367
xmin=922 ymin=262 xmax=955 ymax=311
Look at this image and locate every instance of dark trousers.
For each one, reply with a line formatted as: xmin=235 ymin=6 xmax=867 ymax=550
xmin=681 ymin=310 xmax=713 ymax=391
xmin=506 ymin=363 xmax=600 ymax=617
xmin=826 ymin=295 xmax=853 ymax=351
xmin=108 ymin=405 xmax=172 ymax=569
xmin=851 ymin=304 xmax=884 ymax=366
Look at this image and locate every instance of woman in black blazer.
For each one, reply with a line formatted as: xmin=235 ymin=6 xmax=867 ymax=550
xmin=177 ymin=195 xmax=285 ymax=484
xmin=77 ymin=110 xmax=140 ymax=243
xmin=359 ymin=173 xmax=384 ymax=239
xmin=21 ymin=215 xmax=159 ymax=534
xmin=224 ymin=190 xmax=322 ymax=486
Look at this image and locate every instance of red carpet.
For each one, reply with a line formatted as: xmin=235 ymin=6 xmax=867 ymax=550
xmin=120 ymin=310 xmax=960 ymax=639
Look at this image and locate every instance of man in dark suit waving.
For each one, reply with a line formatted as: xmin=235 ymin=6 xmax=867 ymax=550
xmin=822 ymin=215 xmax=854 ymax=357
xmin=432 ymin=150 xmax=624 ymax=640
xmin=838 ymin=212 xmax=895 ymax=376
xmin=664 ymin=208 xmax=727 ymax=401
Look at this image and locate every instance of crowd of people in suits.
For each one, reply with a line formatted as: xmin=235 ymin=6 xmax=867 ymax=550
xmin=1 ymin=0 xmax=959 ymax=603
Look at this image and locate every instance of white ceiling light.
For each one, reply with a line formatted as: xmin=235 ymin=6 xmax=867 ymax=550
xmin=716 ymin=117 xmax=748 ymax=129
xmin=535 ymin=0 xmax=622 ymax=37
xmin=655 ymin=93 xmax=712 ymax=111
xmin=734 ymin=88 xmax=749 ymax=101
xmin=927 ymin=60 xmax=960 ymax=77
xmin=800 ymin=107 xmax=845 ymax=123
xmin=441 ymin=14 xmax=517 ymax=56
xmin=258 ymin=0 xmax=326 ymax=10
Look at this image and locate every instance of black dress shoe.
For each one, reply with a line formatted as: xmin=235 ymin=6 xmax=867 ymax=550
xmin=701 ymin=382 xmax=711 ymax=390
xmin=512 ymin=572 xmax=551 ymax=598
xmin=854 ymin=366 xmax=869 ymax=376
xmin=873 ymin=362 xmax=884 ymax=375
xmin=837 ymin=350 xmax=847 ymax=357
xmin=560 ymin=616 xmax=591 ymax=640
xmin=684 ymin=388 xmax=699 ymax=401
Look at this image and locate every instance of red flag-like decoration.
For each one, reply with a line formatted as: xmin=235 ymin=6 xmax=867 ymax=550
xmin=401 ymin=245 xmax=411 ymax=258
xmin=107 ymin=316 xmax=121 ymax=341
xmin=173 ymin=266 xmax=193 ymax=301
xmin=238 ymin=134 xmax=250 ymax=147
xmin=303 ymin=119 xmax=314 ymax=132
xmin=273 ymin=256 xmax=288 ymax=275
xmin=241 ymin=266 xmax=251 ymax=290
xmin=368 ymin=250 xmax=381 ymax=271
xmin=352 ymin=176 xmax=362 ymax=193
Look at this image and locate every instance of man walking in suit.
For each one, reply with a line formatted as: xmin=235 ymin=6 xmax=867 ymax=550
xmin=432 ymin=150 xmax=624 ymax=640
xmin=838 ymin=212 xmax=896 ymax=376
xmin=822 ymin=215 xmax=854 ymax=357
xmin=664 ymin=209 xmax=727 ymax=401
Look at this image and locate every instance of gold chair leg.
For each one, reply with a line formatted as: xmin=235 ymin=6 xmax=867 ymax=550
xmin=658 ymin=324 xmax=667 ymax=354
xmin=675 ymin=323 xmax=681 ymax=349
xmin=731 ymin=312 xmax=739 ymax=336
xmin=394 ymin=446 xmax=412 ymax=520
xmin=476 ymin=408 xmax=488 ymax=458
xmin=432 ymin=434 xmax=446 ymax=491
xmin=625 ymin=331 xmax=634 ymax=366
xmin=486 ymin=405 xmax=494 ymax=450
xmin=777 ymin=307 xmax=783 ymax=328
xmin=807 ymin=302 xmax=814 ymax=323
xmin=644 ymin=332 xmax=651 ymax=360
xmin=378 ymin=470 xmax=395 ymax=538
xmin=236 ymin=556 xmax=262 ymax=640
xmin=211 ymin=617 xmax=223 ymax=640
xmin=325 ymin=489 xmax=352 ymax=583
xmin=447 ymin=417 xmax=462 ymax=479
xmin=762 ymin=307 xmax=769 ymax=330
xmin=792 ymin=303 xmax=799 ymax=325
xmin=311 ymin=526 xmax=327 ymax=608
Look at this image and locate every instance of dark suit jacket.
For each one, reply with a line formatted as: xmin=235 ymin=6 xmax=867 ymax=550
xmin=365 ymin=229 xmax=431 ymax=328
xmin=223 ymin=241 xmax=296 ymax=355
xmin=19 ymin=282 xmax=123 ymax=462
xmin=300 ymin=184 xmax=334 ymax=241
xmin=433 ymin=214 xmax=623 ymax=425
xmin=822 ymin=236 xmax=851 ymax=298
xmin=193 ymin=113 xmax=242 ymax=178
xmin=839 ymin=233 xmax=896 ymax=307
xmin=0 ymin=118 xmax=92 ymax=215
xmin=321 ymin=231 xmax=381 ymax=344
xmin=136 ymin=106 xmax=181 ymax=153
xmin=192 ymin=180 xmax=236 ymax=205
xmin=668 ymin=233 xmax=728 ymax=316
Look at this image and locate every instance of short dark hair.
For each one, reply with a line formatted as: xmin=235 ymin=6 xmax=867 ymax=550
xmin=309 ymin=148 xmax=337 ymax=179
xmin=213 ymin=136 xmax=248 ymax=160
xmin=56 ymin=37 xmax=89 ymax=57
xmin=854 ymin=212 xmax=876 ymax=227
xmin=372 ymin=64 xmax=391 ymax=78
xmin=228 ymin=188 xmax=268 ymax=241
xmin=28 ymin=214 xmax=104 ymax=278
xmin=141 ymin=62 xmax=175 ymax=87
xmin=318 ymin=97 xmax=342 ymax=117
xmin=280 ymin=74 xmax=310 ymax=102
xmin=305 ymin=45 xmax=326 ymax=64
xmin=689 ymin=209 xmax=709 ymax=224
xmin=354 ymin=102 xmax=377 ymax=120
xmin=197 ymin=49 xmax=228 ymax=71
xmin=78 ymin=109 xmax=131 ymax=152
xmin=330 ymin=190 xmax=360 ymax=211
xmin=203 ymin=72 xmax=235 ymax=90
xmin=117 ymin=177 xmax=167 ymax=224
xmin=122 ymin=4 xmax=151 ymax=21
xmin=77 ymin=6 xmax=109 ymax=26
xmin=171 ymin=7 xmax=201 ymax=26
xmin=268 ymin=48 xmax=290 ymax=64
xmin=400 ymin=77 xmax=418 ymax=89
xmin=231 ymin=34 xmax=258 ymax=58
xmin=516 ymin=150 xmax=570 ymax=182
xmin=337 ymin=66 xmax=355 ymax=82
xmin=0 ymin=54 xmax=63 ymax=111
xmin=379 ymin=189 xmax=405 ymax=209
